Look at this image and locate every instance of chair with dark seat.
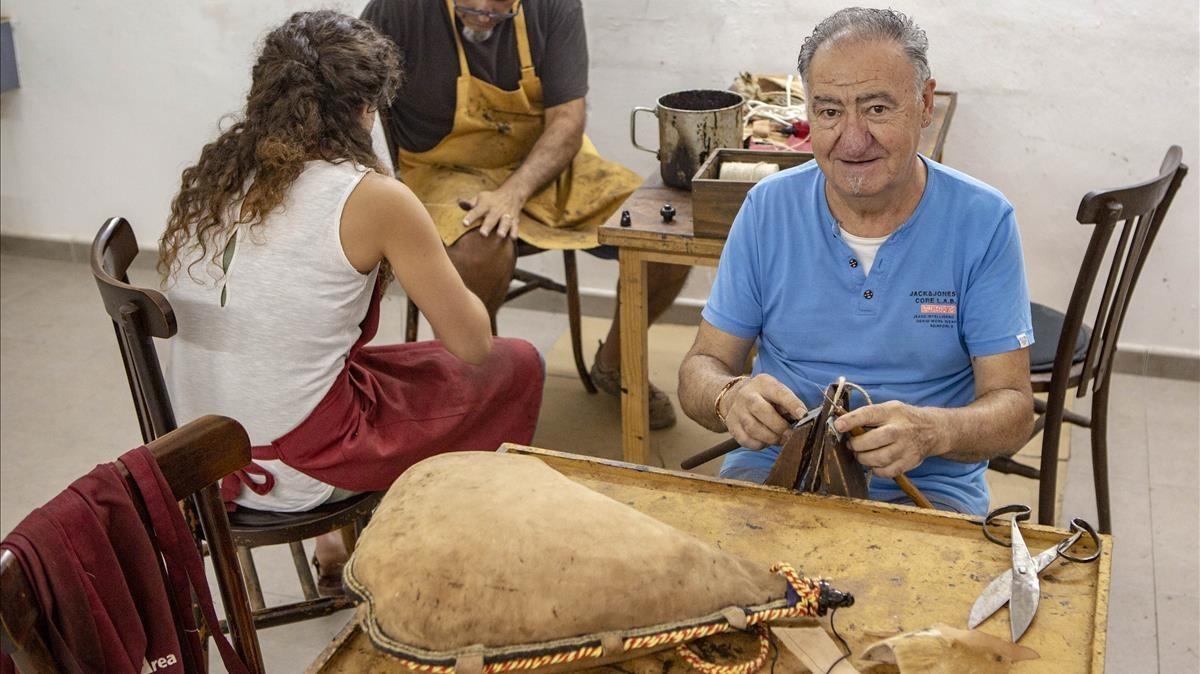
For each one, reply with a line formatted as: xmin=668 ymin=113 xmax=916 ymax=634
xmin=405 ymin=241 xmax=597 ymax=393
xmin=988 ymin=146 xmax=1188 ymax=533
xmin=90 ymin=216 xmax=381 ymax=630
xmin=1 ymin=415 xmax=266 ymax=674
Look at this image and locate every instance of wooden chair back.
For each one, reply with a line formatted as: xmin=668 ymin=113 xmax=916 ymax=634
xmin=91 ymin=216 xmax=178 ymax=442
xmin=0 ymin=416 xmax=265 ymax=673
xmin=89 ymin=217 xmax=374 ymax=630
xmin=0 ymin=551 xmax=55 ymax=673
xmin=1055 ymin=145 xmax=1188 ymax=401
xmin=1032 ymin=146 xmax=1188 ymax=530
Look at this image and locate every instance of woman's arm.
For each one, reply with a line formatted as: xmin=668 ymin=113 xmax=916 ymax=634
xmin=341 ymin=172 xmax=492 ymax=364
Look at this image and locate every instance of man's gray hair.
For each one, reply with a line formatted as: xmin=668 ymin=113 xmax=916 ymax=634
xmin=797 ymin=8 xmax=931 ymax=98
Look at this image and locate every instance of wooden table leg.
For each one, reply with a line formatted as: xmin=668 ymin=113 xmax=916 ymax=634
xmin=618 ymin=248 xmax=650 ymax=464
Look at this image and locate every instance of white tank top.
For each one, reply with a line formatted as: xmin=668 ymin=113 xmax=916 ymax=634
xmin=166 ymin=160 xmax=378 ymax=511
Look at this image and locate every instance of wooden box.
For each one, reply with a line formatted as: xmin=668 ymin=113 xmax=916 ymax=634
xmin=691 ymin=148 xmax=813 ymax=238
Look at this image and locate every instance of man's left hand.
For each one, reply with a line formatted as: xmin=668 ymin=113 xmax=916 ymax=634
xmin=833 ymin=401 xmax=947 ymax=478
xmin=461 ymin=187 xmax=527 ymax=240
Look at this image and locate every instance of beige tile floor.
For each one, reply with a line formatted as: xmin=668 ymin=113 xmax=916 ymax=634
xmin=1 ymin=252 xmax=1196 ymax=672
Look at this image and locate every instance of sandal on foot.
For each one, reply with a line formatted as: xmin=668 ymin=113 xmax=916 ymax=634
xmin=312 ymin=554 xmax=347 ymax=598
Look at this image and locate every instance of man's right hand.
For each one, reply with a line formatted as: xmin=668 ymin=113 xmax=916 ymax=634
xmin=719 ymin=374 xmax=808 ymax=450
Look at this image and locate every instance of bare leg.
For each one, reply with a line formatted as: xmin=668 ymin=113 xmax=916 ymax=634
xmin=446 ymin=229 xmax=518 ymax=319
xmin=314 ymin=531 xmax=348 ymax=572
xmin=596 ymin=262 xmax=691 ymax=370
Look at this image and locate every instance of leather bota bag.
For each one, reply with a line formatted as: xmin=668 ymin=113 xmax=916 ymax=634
xmin=344 ymin=452 xmax=854 ymax=673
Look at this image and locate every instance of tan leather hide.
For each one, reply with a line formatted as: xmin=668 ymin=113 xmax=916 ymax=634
xmin=344 ymin=452 xmax=796 ymax=669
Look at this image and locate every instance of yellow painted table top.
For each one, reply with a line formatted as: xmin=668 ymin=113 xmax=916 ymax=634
xmin=308 ymin=445 xmax=1109 ymax=673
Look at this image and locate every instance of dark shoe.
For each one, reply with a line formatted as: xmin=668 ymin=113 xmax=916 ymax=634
xmin=590 ymin=348 xmax=677 ymax=430
xmin=312 ymin=554 xmax=346 ymax=598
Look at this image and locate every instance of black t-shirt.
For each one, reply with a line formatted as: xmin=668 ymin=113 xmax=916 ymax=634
xmin=361 ymin=0 xmax=589 ymax=156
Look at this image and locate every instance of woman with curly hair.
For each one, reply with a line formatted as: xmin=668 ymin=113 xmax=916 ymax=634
xmin=160 ymin=10 xmax=543 ymax=588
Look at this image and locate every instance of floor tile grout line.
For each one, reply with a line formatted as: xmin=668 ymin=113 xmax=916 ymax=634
xmin=1141 ymin=380 xmax=1162 ymax=674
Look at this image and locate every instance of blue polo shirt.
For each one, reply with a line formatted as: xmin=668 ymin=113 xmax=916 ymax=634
xmin=702 ymin=156 xmax=1032 ymax=515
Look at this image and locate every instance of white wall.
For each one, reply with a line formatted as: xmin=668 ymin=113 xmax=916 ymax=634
xmin=2 ymin=0 xmax=1197 ymax=356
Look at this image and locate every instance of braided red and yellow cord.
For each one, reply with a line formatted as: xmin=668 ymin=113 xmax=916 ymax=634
xmin=377 ymin=563 xmax=823 ymax=674
xmin=675 ymin=624 xmax=771 ymax=674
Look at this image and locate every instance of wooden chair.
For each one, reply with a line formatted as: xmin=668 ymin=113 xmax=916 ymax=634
xmin=1 ymin=415 xmax=266 ymax=674
xmin=988 ymin=146 xmax=1188 ymax=533
xmin=90 ymin=217 xmax=381 ymax=630
xmin=404 ymin=241 xmax=597 ymax=393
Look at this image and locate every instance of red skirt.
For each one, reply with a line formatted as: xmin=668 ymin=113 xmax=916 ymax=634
xmin=221 ymin=283 xmax=544 ymax=502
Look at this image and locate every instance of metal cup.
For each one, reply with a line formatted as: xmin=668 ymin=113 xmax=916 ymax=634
xmin=631 ymin=89 xmax=746 ymax=189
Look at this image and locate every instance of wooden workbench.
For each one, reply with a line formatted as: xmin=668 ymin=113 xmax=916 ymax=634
xmin=307 ymin=445 xmax=1110 ymax=673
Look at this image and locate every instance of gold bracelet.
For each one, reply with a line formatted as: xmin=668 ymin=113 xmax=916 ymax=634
xmin=714 ymin=376 xmax=749 ymax=424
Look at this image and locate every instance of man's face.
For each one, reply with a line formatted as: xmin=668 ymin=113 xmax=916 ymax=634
xmin=806 ymin=38 xmax=934 ymax=202
xmin=455 ymin=0 xmax=518 ymax=41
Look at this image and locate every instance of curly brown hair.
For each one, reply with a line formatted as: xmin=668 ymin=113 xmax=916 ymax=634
xmin=159 ymin=10 xmax=403 ymax=283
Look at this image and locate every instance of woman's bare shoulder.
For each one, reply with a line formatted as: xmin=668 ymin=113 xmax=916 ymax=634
xmin=344 ymin=170 xmax=426 ymax=230
xmin=353 ymin=170 xmax=419 ymax=206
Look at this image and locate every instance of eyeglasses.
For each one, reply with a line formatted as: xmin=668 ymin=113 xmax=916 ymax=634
xmin=453 ymin=1 xmax=522 ymax=21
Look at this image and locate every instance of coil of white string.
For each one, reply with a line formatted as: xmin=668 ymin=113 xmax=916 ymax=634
xmin=744 ymin=74 xmax=809 ymax=140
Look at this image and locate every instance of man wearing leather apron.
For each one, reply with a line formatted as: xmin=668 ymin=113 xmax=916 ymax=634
xmin=362 ymin=0 xmax=689 ymax=429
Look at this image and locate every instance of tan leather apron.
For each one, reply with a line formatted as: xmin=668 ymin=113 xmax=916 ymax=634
xmin=397 ymin=0 xmax=641 ymax=249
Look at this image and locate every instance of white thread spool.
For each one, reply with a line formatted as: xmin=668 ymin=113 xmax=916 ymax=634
xmin=718 ymin=161 xmax=780 ymax=182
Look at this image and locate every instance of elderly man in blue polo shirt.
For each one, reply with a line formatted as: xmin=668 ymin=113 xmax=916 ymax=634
xmin=678 ymin=8 xmax=1035 ymax=516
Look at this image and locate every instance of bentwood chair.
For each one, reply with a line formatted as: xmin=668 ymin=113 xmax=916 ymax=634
xmin=90 ymin=217 xmax=381 ymax=630
xmin=988 ymin=146 xmax=1188 ymax=533
xmin=404 ymin=241 xmax=597 ymax=393
xmin=0 ymin=416 xmax=266 ymax=674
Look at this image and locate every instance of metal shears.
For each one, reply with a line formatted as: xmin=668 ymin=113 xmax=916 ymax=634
xmin=967 ymin=504 xmax=1101 ymax=641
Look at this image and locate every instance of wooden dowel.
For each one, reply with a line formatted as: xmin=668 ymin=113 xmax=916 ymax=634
xmin=895 ymin=474 xmax=935 ymax=509
xmin=680 ymin=437 xmax=741 ymax=470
